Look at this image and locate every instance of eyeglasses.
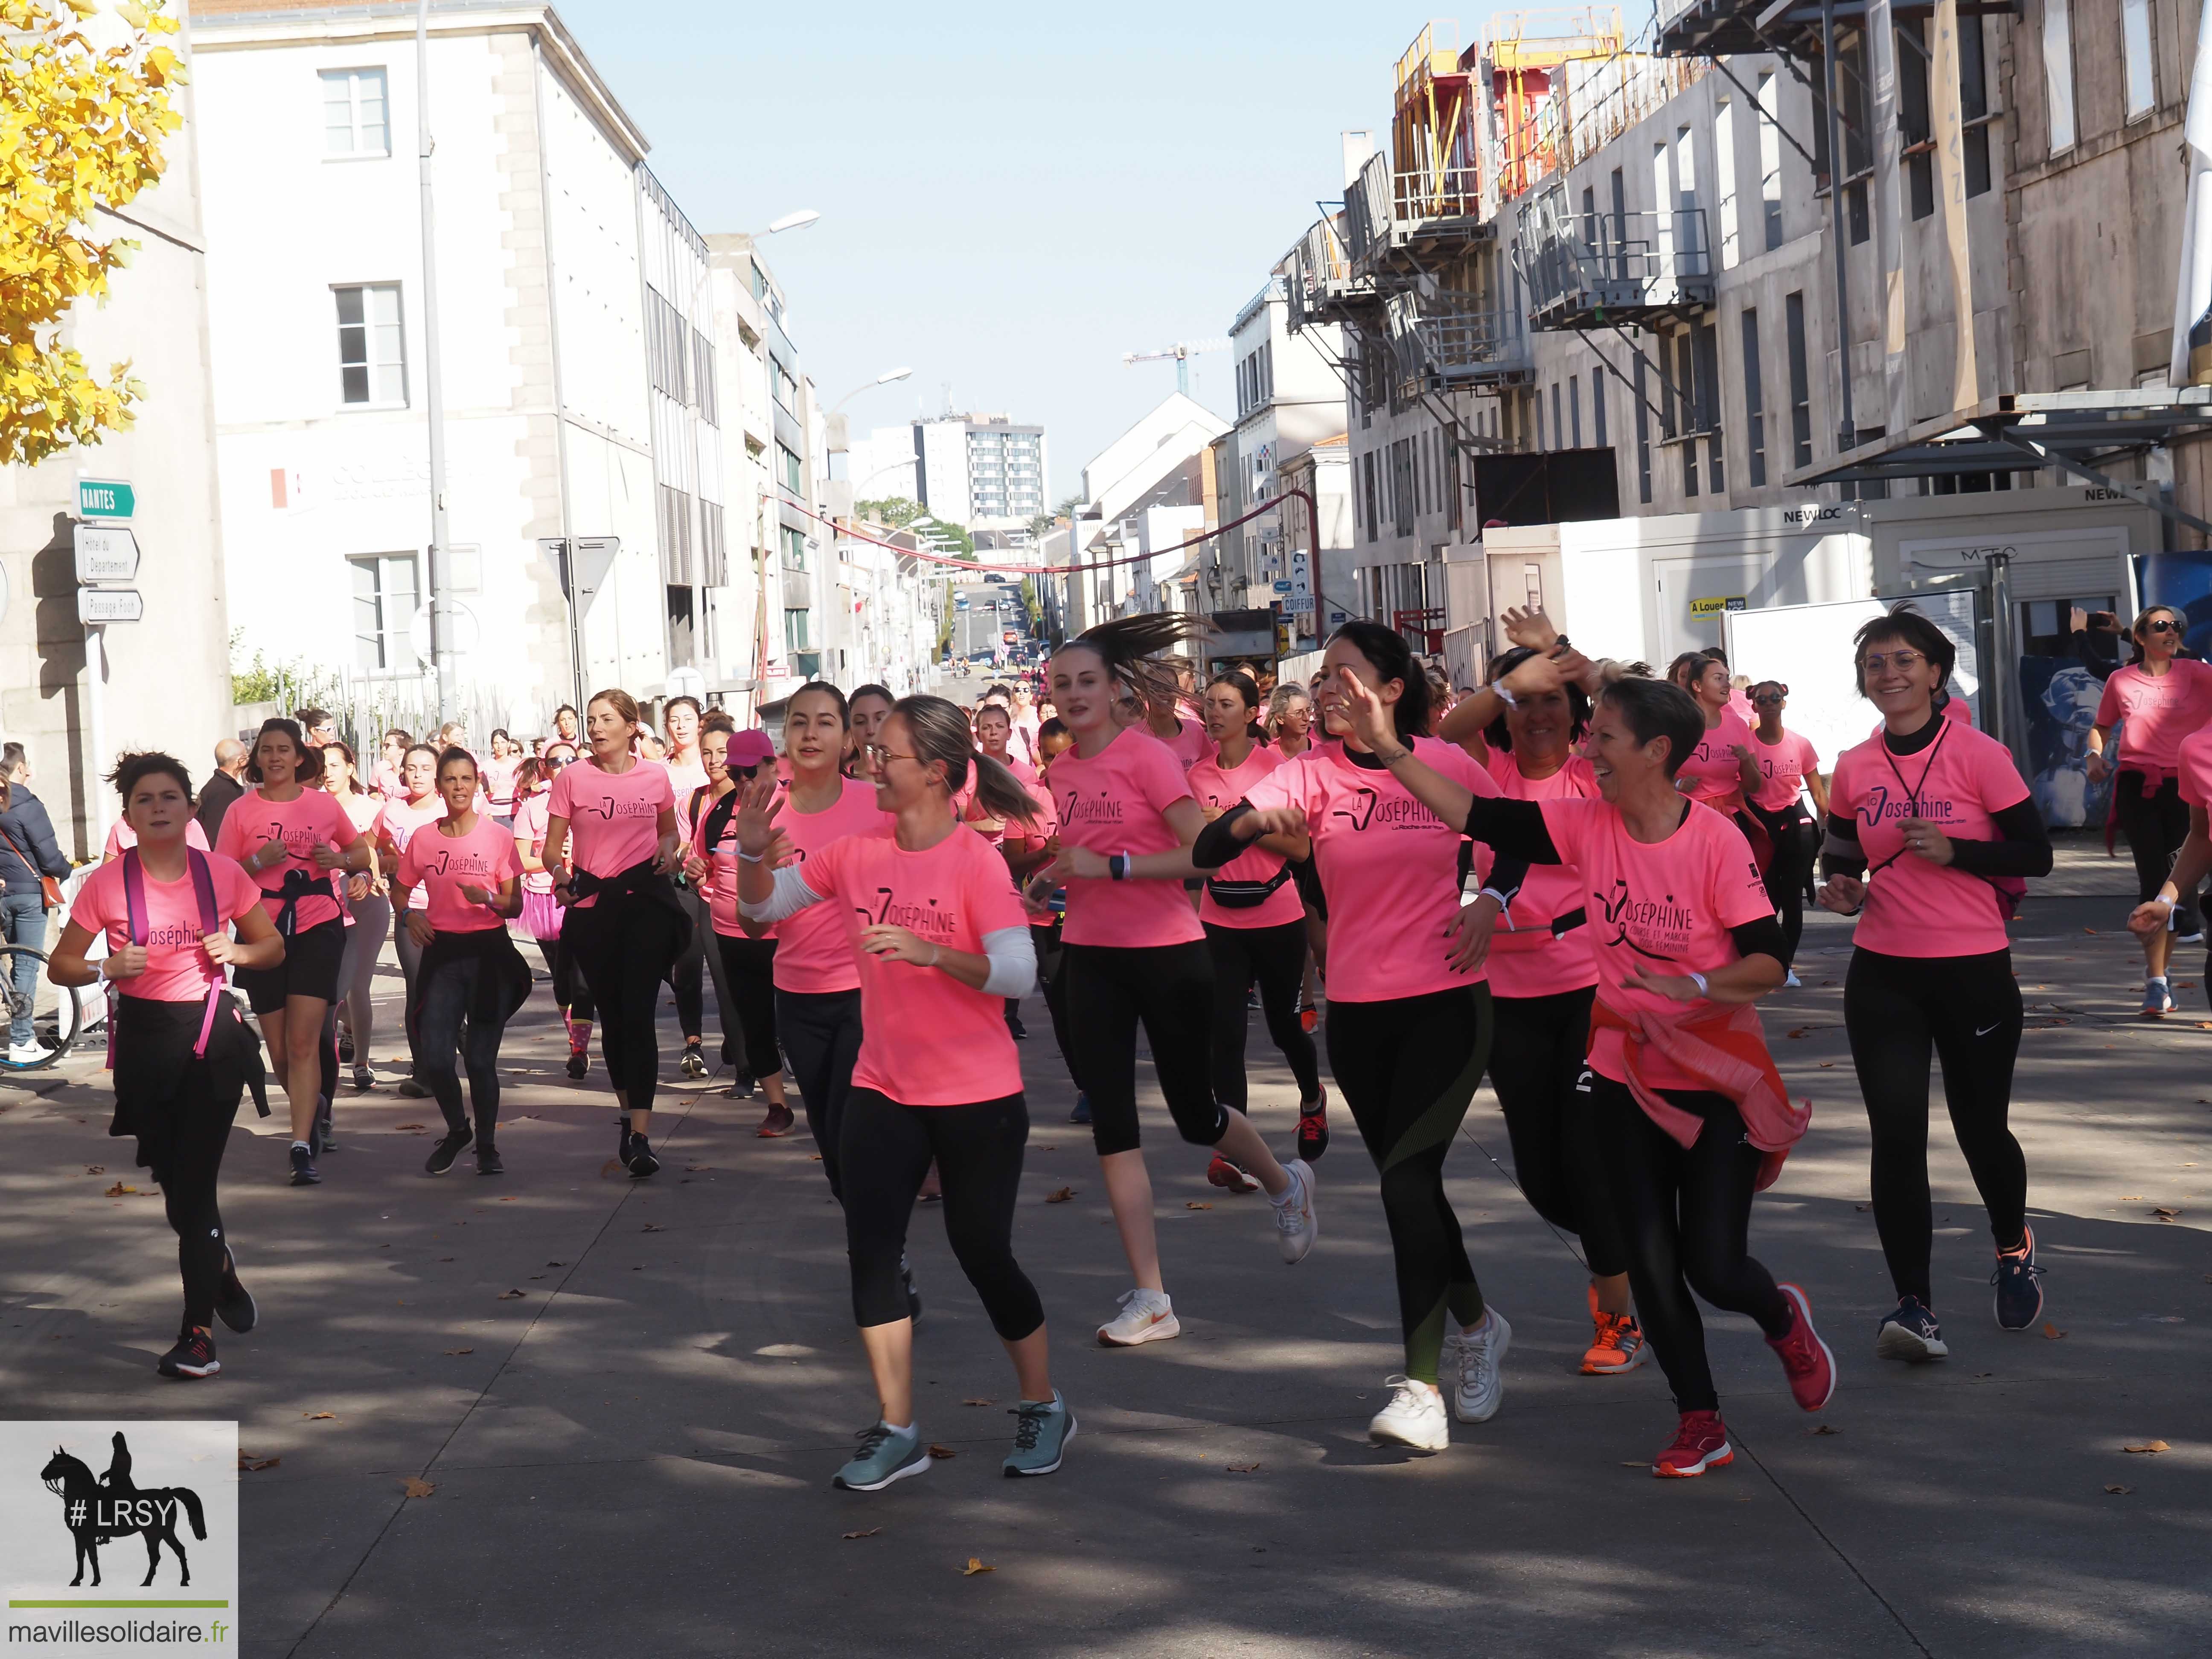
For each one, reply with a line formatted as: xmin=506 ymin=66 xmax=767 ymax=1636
xmin=1862 ymin=650 xmax=1926 ymax=672
xmin=862 ymin=744 xmax=920 ymax=765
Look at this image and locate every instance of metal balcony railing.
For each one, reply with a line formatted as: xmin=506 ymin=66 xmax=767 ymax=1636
xmin=1347 ymin=151 xmax=1491 ymax=277
xmin=1387 ymin=292 xmax=1531 ymax=401
xmin=1519 ymin=203 xmax=1716 ymax=327
xmin=1344 ymin=152 xmax=1394 ymax=267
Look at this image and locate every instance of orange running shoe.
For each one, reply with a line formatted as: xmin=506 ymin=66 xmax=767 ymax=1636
xmin=1581 ymin=1309 xmax=1647 ymax=1375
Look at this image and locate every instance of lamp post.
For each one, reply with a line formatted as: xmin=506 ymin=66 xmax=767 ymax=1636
xmin=832 ymin=366 xmax=914 ymax=413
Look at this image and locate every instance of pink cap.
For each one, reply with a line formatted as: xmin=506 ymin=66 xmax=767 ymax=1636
xmin=727 ymin=729 xmax=776 ymax=768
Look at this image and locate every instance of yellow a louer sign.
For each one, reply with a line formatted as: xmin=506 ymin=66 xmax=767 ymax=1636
xmin=1689 ymin=595 xmax=1746 ymax=619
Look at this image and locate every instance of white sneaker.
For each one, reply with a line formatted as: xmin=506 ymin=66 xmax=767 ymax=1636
xmin=1096 ymin=1288 xmax=1180 ymax=1348
xmin=1367 ymin=1375 xmax=1449 ymax=1451
xmin=1784 ymin=970 xmax=1802 ymax=988
xmin=1273 ymin=1158 xmax=1318 ymax=1264
xmin=7 ymin=1039 xmax=53 ymax=1065
xmin=1444 ymin=1307 xmax=1511 ymax=1423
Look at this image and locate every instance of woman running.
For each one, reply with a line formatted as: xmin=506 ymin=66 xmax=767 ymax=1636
xmin=1030 ymin=617 xmax=1316 ymax=1350
xmin=2089 ymin=605 xmax=2212 ymax=1016
xmin=323 ymin=742 xmax=390 ymax=1095
xmin=514 ymin=750 xmax=596 ymax=1077
xmin=392 ymin=748 xmax=528 ymax=1176
xmin=374 ymin=744 xmax=446 ymax=1101
xmin=1184 ymin=671 xmax=1327 ymax=1165
xmin=1140 ymin=677 xmax=1211 ymax=770
xmin=1436 ymin=630 xmax=1643 ymax=1377
xmin=551 ymin=704 xmax=582 ymax=748
xmin=1745 ymin=682 xmax=1828 ymax=970
xmin=372 ymin=730 xmax=410 ymax=800
xmin=49 ymin=753 xmax=282 ymax=1378
xmin=687 ymin=714 xmax=794 ymax=1131
xmin=1342 ymin=665 xmax=1834 ymax=1475
xmin=480 ymin=730 xmax=521 ymax=827
xmin=1191 ymin=623 xmax=1511 ymax=1449
xmin=734 ymin=696 xmax=1070 ymax=1488
xmin=846 ymin=684 xmax=896 ymax=777
xmin=660 ymin=696 xmax=717 ymax=1082
xmin=1266 ymin=683 xmax=1316 ymax=760
xmin=1821 ymin=606 xmax=2054 ymax=1360
xmin=213 ymin=719 xmax=373 ymax=1187
xmin=969 ymin=701 xmax=1033 ymax=1036
xmin=543 ymin=690 xmax=687 ymax=1177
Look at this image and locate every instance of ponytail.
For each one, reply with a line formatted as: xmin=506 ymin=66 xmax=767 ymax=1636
xmin=896 ymin=694 xmax=1042 ymax=827
xmin=1055 ymin=612 xmax=1210 ymax=710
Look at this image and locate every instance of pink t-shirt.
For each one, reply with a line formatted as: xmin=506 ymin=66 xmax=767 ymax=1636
xmin=1050 ymin=728 xmax=1204 ymax=949
xmin=1243 ymin=737 xmax=1498 ymax=1003
xmin=1155 ymin=717 xmax=1212 ymax=770
xmin=480 ymin=756 xmax=520 ymax=813
xmin=1828 ymin=721 xmax=2030 ymax=958
xmin=1677 ymin=709 xmax=1757 ymax=808
xmin=665 ymin=758 xmax=710 ymax=839
xmin=1187 ymin=743 xmax=1305 ymax=930
xmin=396 ymin=815 xmax=518 ymax=934
xmin=960 ymin=756 xmax=1032 ymax=848
xmin=764 ymin=777 xmax=893 ymax=990
xmin=212 ymin=786 xmax=358 ymax=933
xmin=1748 ymin=730 xmax=1822 ymax=813
xmin=1868 ymin=699 xmax=1973 ymax=742
xmin=548 ymin=757 xmax=675 ymax=907
xmin=371 ymin=761 xmax=405 ymax=800
xmin=375 ymin=795 xmax=445 ymax=911
xmin=105 ymin=818 xmax=210 ymax=857
xmin=1476 ymin=749 xmax=1602 ymax=999
xmin=800 ymin=824 xmax=1030 ymax=1104
xmin=68 ymin=851 xmax=263 ymax=1003
xmin=510 ymin=792 xmax=554 ymax=895
xmin=2180 ymin=724 xmax=2212 ymax=810
xmin=1538 ymin=797 xmax=1776 ymax=1089
xmin=2093 ymin=660 xmax=2212 ymax=771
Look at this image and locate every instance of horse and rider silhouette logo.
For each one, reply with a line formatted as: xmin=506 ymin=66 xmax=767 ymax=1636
xmin=38 ymin=1432 xmax=207 ymax=1588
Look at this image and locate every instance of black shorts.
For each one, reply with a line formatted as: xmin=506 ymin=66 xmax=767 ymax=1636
xmin=233 ymin=917 xmax=347 ymax=1013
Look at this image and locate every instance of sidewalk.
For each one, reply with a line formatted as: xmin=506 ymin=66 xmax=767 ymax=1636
xmin=1 ymin=905 xmax=2206 ymax=1658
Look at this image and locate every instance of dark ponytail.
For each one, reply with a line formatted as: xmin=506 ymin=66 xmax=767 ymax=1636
xmin=1055 ymin=612 xmax=1210 ymax=710
xmin=1327 ymin=619 xmax=1430 ymax=741
xmin=896 ymin=695 xmax=1042 ymax=827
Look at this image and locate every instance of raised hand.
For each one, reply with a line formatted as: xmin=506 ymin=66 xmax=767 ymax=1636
xmin=733 ymin=769 xmax=783 ymax=856
xmin=1499 ymin=605 xmax=1561 ymax=653
xmin=1333 ymin=665 xmax=1398 ymax=753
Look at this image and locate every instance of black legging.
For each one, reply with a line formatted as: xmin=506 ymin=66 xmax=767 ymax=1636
xmin=1754 ymin=803 xmax=1813 ymax=965
xmin=394 ymin=917 xmax=426 ymax=1075
xmin=530 ymin=934 xmax=598 ymax=1023
xmin=1843 ymin=946 xmax=2027 ymax=1304
xmin=1037 ymin=926 xmax=1081 ymax=1094
xmin=1585 ymin=1071 xmax=1793 ymax=1414
xmin=1061 ymin=940 xmax=1227 ymax=1157
xmin=842 ymin=1088 xmax=1043 ymax=1340
xmin=1202 ymin=919 xmax=1321 ymax=1111
xmin=778 ymin=986 xmax=863 ymax=1198
xmin=415 ymin=952 xmax=509 ymax=1141
xmin=1487 ymin=985 xmax=1626 ymax=1279
xmin=2114 ymin=770 xmax=2200 ymax=934
xmin=664 ymin=896 xmax=706 ymax=1041
xmin=563 ymin=894 xmax=686 ymax=1118
xmin=1326 ymin=985 xmax=1492 ymax=1386
xmin=713 ymin=933 xmax=780 ymax=1077
xmin=147 ymin=1065 xmax=242 ymax=1331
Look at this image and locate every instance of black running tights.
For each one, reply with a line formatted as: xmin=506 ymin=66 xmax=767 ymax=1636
xmin=1062 ymin=940 xmax=1228 ymax=1157
xmin=1487 ymin=985 xmax=1626 ymax=1279
xmin=2114 ymin=771 xmax=2200 ymax=933
xmin=531 ymin=934 xmax=598 ymax=1022
xmin=1844 ymin=946 xmax=2028 ymax=1305
xmin=714 ymin=934 xmax=781 ymax=1078
xmin=564 ymin=896 xmax=685 ymax=1120
xmin=1758 ymin=804 xmax=1813 ymax=965
xmin=1326 ymin=985 xmax=1491 ymax=1385
xmin=778 ymin=986 xmax=862 ymax=1199
xmin=842 ymin=1088 xmax=1043 ymax=1340
xmin=146 ymin=1065 xmax=242 ymax=1331
xmin=414 ymin=953 xmax=507 ymax=1140
xmin=1203 ymin=919 xmax=1321 ymax=1111
xmin=1037 ymin=926 xmax=1080 ymax=1093
xmin=1585 ymin=1071 xmax=1792 ymax=1414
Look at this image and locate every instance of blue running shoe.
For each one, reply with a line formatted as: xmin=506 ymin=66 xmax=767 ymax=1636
xmin=1992 ymin=1225 xmax=2047 ymax=1331
xmin=1874 ymin=1296 xmax=1947 ymax=1362
xmin=1003 ymin=1393 xmax=1075 ymax=1477
xmin=1068 ymin=1092 xmax=1091 ymax=1126
xmin=832 ymin=1422 xmax=930 ymax=1492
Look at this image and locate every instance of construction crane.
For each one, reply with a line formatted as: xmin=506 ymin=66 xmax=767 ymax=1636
xmin=1122 ymin=338 xmax=1230 ymax=397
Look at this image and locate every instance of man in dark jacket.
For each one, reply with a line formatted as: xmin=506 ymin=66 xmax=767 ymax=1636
xmin=196 ymin=739 xmax=249 ymax=844
xmin=0 ymin=762 xmax=74 ymax=1062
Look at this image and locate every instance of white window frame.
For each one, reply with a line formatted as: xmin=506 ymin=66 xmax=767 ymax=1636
xmin=2122 ymin=0 xmax=2155 ymax=122
xmin=321 ymin=67 xmax=390 ymax=159
xmin=349 ymin=552 xmax=420 ymax=674
xmin=1714 ymin=99 xmax=1740 ymax=271
xmin=2044 ymin=0 xmax=2077 ymax=153
xmin=333 ymin=282 xmax=408 ymax=408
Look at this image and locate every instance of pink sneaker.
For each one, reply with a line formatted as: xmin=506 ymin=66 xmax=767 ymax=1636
xmin=1767 ymin=1283 xmax=1837 ymax=1412
xmin=1652 ymin=1409 xmax=1732 ymax=1478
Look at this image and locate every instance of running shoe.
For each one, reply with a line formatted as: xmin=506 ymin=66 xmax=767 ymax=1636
xmin=1003 ymin=1394 xmax=1075 ymax=1476
xmin=1874 ymin=1296 xmax=1948 ymax=1362
xmin=1581 ymin=1310 xmax=1647 ymax=1376
xmin=1298 ymin=1002 xmax=1318 ymax=1035
xmin=757 ymin=1103 xmax=796 ymax=1138
xmin=337 ymin=1031 xmax=354 ymax=1062
xmin=1784 ymin=970 xmax=1803 ymax=989
xmin=425 ymin=1126 xmax=473 ymax=1176
xmin=312 ymin=1100 xmax=338 ymax=1154
xmin=2142 ymin=977 xmax=2175 ymax=1019
xmin=157 ymin=1325 xmax=219 ymax=1380
xmin=1766 ymin=1284 xmax=1837 ymax=1411
xmin=680 ymin=1042 xmax=707 ymax=1080
xmin=832 ymin=1422 xmax=931 ymax=1492
xmin=2180 ymin=931 xmax=2206 ymax=946
xmin=396 ymin=1077 xmax=429 ymax=1100
xmin=1273 ymin=1158 xmax=1318 ymax=1264
xmin=1246 ymin=987 xmax=1262 ymax=1011
xmin=475 ymin=1143 xmax=504 ymax=1176
xmin=1097 ymin=1288 xmax=1179 ymax=1347
xmin=288 ymin=1144 xmax=320 ymax=1187
xmin=1444 ymin=1307 xmax=1511 ymax=1423
xmin=1366 ymin=1376 xmax=1449 ymax=1452
xmin=1006 ymin=1011 xmax=1028 ymax=1040
xmin=351 ymin=1065 xmax=377 ymax=1093
xmin=1651 ymin=1409 xmax=1732 ymax=1478
xmin=1992 ymin=1226 xmax=2047 ymax=1330
xmin=565 ymin=1048 xmax=588 ymax=1080
xmin=1296 ymin=1089 xmax=1330 ymax=1162
xmin=1207 ymin=1155 xmax=1261 ymax=1193
xmin=725 ymin=1074 xmax=756 ymax=1100
xmin=627 ymin=1134 xmax=661 ymax=1178
xmin=1068 ymin=1093 xmax=1091 ymax=1126
xmin=214 ymin=1247 xmax=256 ymax=1336
xmin=7 ymin=1039 xmax=52 ymax=1065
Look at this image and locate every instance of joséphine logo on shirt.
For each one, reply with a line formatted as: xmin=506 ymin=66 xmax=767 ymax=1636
xmin=1593 ymin=878 xmax=1698 ymax=962
xmin=425 ymin=847 xmax=499 ymax=879
xmin=259 ymin=820 xmax=317 ymax=859
xmin=854 ymin=885 xmax=960 ymax=943
xmin=1058 ymin=789 xmax=1123 ymax=829
xmin=1854 ymin=783 xmax=1960 ymax=828
xmin=1328 ymin=786 xmax=1445 ymax=832
xmin=141 ymin=923 xmax=206 ymax=951
xmin=575 ymin=792 xmax=656 ymax=821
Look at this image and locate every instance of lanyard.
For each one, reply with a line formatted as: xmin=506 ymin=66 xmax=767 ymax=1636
xmin=1867 ymin=720 xmax=1952 ymax=878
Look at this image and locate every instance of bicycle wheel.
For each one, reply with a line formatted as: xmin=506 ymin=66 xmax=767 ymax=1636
xmin=0 ymin=944 xmax=81 ymax=1072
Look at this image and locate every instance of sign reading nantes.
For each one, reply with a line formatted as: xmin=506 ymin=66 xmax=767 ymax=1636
xmin=76 ymin=480 xmax=134 ymax=521
xmin=0 ymin=1419 xmax=239 ymax=1655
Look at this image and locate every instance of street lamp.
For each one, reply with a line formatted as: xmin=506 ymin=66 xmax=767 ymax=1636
xmin=757 ymin=209 xmax=821 ymax=235
xmin=832 ymin=366 xmax=914 ymax=412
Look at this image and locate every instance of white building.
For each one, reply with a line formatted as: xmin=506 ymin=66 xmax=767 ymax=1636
xmin=193 ymin=0 xmax=733 ymax=738
xmin=893 ymin=413 xmax=1051 ymax=537
xmin=1057 ymin=393 xmax=1227 ymax=632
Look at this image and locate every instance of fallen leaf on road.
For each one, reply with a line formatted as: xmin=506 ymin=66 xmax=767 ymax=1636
xmin=1226 ymin=1462 xmax=1261 ymax=1473
xmin=104 ymin=1182 xmax=134 ymax=1196
xmin=2123 ymin=1440 xmax=2171 ymax=1454
xmin=842 ymin=1527 xmax=881 ymax=1540
xmin=2042 ymin=1322 xmax=2067 ymax=1340
xmin=84 ymin=1165 xmax=103 ymax=1174
xmin=962 ymin=1399 xmax=994 ymax=1407
xmin=2084 ymin=927 xmax=2097 ymax=934
xmin=528 ymin=1275 xmax=545 ymax=1281
xmin=807 ymin=1154 xmax=822 ymax=1161
xmin=1618 ymin=1460 xmax=1647 ymax=1467
xmin=928 ymin=1445 xmax=958 ymax=1459
xmin=1786 ymin=1027 xmax=1807 ymax=1039
xmin=401 ymin=1478 xmax=436 ymax=1498
xmin=238 ymin=1453 xmax=279 ymax=1472
xmin=1819 ymin=1061 xmax=1835 ymax=1068
xmin=2154 ymin=1208 xmax=2180 ymax=1220
xmin=438 ymin=1257 xmax=454 ymax=1263
xmin=1187 ymin=1201 xmax=1212 ymax=1210
xmin=546 ymin=1261 xmax=564 ymax=1267
xmin=498 ymin=1289 xmax=526 ymax=1300
xmin=1808 ymin=1424 xmax=1839 ymax=1436
xmin=600 ymin=1160 xmax=624 ymax=1176
xmin=499 ymin=1196 xmax=518 ymax=1202
xmin=642 ymin=1224 xmax=664 ymax=1233
xmin=396 ymin=1123 xmax=425 ymax=1130
xmin=2105 ymin=1484 xmax=2132 ymax=1495
xmin=444 ymin=1348 xmax=473 ymax=1356
xmin=1854 ymin=1203 xmax=1870 ymax=1211
xmin=962 ymin=1557 xmax=994 ymax=1576
xmin=1045 ymin=1187 xmax=1076 ymax=1203
xmin=2122 ymin=1196 xmax=2144 ymax=1202
xmin=685 ymin=1165 xmax=713 ymax=1173
xmin=303 ymin=1412 xmax=336 ymax=1420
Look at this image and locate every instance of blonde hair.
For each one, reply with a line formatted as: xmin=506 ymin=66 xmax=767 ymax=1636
xmin=586 ymin=688 xmax=641 ymax=728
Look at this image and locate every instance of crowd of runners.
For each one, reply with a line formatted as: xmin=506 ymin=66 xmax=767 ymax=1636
xmin=58 ymin=591 xmax=2195 ymax=1489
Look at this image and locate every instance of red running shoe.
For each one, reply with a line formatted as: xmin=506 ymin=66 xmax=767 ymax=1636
xmin=1767 ymin=1283 xmax=1837 ymax=1412
xmin=1206 ymin=1155 xmax=1261 ymax=1193
xmin=1652 ymin=1410 xmax=1732 ymax=1478
xmin=1295 ymin=1088 xmax=1329 ymax=1161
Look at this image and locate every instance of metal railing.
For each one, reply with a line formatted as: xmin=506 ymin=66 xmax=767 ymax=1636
xmin=1348 ymin=151 xmax=1490 ymax=269
xmin=1388 ymin=291 xmax=1531 ymax=399
xmin=1283 ymin=216 xmax=1351 ymax=332
xmin=1345 ymin=152 xmax=1394 ymax=265
xmin=1519 ymin=201 xmax=1715 ymax=323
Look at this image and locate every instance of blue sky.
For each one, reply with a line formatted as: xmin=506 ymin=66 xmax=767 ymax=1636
xmin=550 ymin=3 xmax=1475 ymax=491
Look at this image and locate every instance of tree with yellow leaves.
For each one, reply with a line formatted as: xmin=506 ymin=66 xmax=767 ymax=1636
xmin=1 ymin=0 xmax=185 ymax=468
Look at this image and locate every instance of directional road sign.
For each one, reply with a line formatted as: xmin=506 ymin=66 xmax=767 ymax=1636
xmin=77 ymin=478 xmax=135 ymax=520
xmin=73 ymin=524 xmax=140 ymax=583
xmin=77 ymin=587 xmax=143 ymax=624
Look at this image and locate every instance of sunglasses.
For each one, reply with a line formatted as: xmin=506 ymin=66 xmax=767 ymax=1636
xmin=2145 ymin=619 xmax=2183 ymax=635
xmin=1753 ymin=693 xmax=1786 ymax=704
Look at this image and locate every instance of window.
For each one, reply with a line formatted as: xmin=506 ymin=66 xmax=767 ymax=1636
xmin=1593 ymin=373 xmax=1608 ymax=450
xmin=2044 ymin=0 xmax=2076 ymax=153
xmin=1756 ymin=73 xmax=1784 ymax=250
xmin=777 ymin=442 xmax=802 ymax=494
xmin=1715 ymin=99 xmax=1739 ymax=270
xmin=1551 ymin=382 xmax=1563 ymax=451
xmin=349 ymin=553 xmax=417 ymax=672
xmin=647 ymin=292 xmax=689 ymax=402
xmin=692 ymin=329 xmax=718 ymax=424
xmin=1741 ymin=308 xmax=1767 ymax=488
xmin=772 ymin=362 xmax=797 ymax=414
xmin=1609 ymin=168 xmax=1629 ymax=279
xmin=1962 ymin=20 xmax=1993 ymax=196
xmin=1674 ymin=127 xmax=1703 ymax=271
xmin=784 ymin=607 xmax=811 ymax=652
xmin=1569 ymin=375 xmax=1583 ymax=448
xmin=334 ymin=283 xmax=405 ymax=405
xmin=701 ymin=502 xmax=727 ymax=585
xmin=1900 ymin=20 xmax=1934 ymax=220
xmin=1362 ymin=451 xmax=1379 ymax=541
xmin=657 ymin=485 xmax=695 ymax=585
xmin=1634 ymin=356 xmax=1653 ymax=505
xmin=780 ymin=524 xmax=808 ymax=572
xmin=1695 ymin=321 xmax=1723 ymax=494
xmin=2123 ymin=0 xmax=2155 ymax=120
xmin=1785 ymin=291 xmax=1813 ymax=468
xmin=1678 ymin=333 xmax=1700 ymax=497
xmin=322 ymin=68 xmax=388 ymax=156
